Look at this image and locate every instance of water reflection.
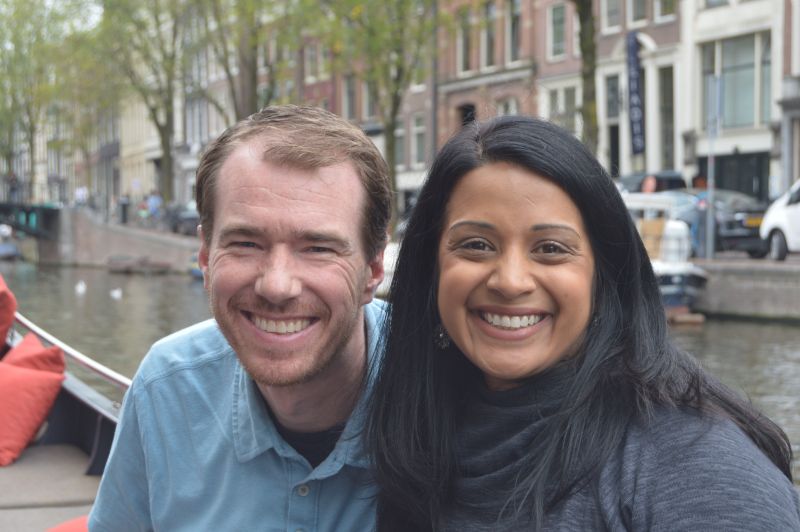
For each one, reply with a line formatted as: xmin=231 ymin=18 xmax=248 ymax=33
xmin=672 ymin=320 xmax=800 ymax=484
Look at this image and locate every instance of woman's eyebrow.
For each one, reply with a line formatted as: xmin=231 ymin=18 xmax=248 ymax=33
xmin=530 ymin=223 xmax=580 ymax=237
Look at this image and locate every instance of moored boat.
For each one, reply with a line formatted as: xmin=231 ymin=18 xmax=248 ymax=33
xmin=0 ymin=312 xmax=129 ymax=530
xmin=623 ymin=193 xmax=708 ymax=317
xmin=107 ymin=254 xmax=172 ymax=275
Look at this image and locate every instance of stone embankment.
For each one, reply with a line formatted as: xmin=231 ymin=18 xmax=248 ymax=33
xmin=25 ymin=208 xmax=198 ymax=274
xmin=693 ymin=257 xmax=800 ymax=321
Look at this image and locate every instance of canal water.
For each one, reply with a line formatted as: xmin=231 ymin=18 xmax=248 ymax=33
xmin=2 ymin=261 xmax=799 ymax=483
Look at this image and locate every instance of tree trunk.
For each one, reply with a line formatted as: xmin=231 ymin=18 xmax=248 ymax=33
xmin=573 ymin=0 xmax=598 ymax=155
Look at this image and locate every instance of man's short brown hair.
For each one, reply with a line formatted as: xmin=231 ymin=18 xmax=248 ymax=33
xmin=196 ymin=105 xmax=391 ymax=258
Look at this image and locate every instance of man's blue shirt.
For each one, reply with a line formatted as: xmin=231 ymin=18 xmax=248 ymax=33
xmin=89 ymin=299 xmax=386 ymax=531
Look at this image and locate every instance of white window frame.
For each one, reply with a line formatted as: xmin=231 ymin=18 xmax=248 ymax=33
xmin=496 ymin=97 xmax=519 ymax=116
xmin=573 ymin=14 xmax=581 ymax=58
xmin=362 ymin=81 xmax=377 ymax=120
xmin=394 ymin=125 xmax=406 ymax=170
xmin=304 ymin=43 xmax=318 ymax=84
xmin=342 ymin=75 xmax=356 ymax=120
xmin=547 ymin=3 xmax=567 ymax=62
xmin=457 ymin=9 xmax=474 ymax=75
xmin=601 ymin=0 xmax=622 ymax=34
xmin=480 ymin=1 xmax=498 ymax=71
xmin=654 ymin=0 xmax=677 ymax=23
xmin=412 ymin=114 xmax=426 ymax=168
xmin=626 ymin=0 xmax=648 ymax=28
xmin=505 ymin=0 xmax=523 ymax=66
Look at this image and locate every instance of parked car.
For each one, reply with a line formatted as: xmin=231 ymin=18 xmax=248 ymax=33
xmin=759 ymin=180 xmax=800 ymax=261
xmin=166 ymin=200 xmax=200 ymax=236
xmin=654 ymin=188 xmax=768 ymax=258
xmin=618 ymin=170 xmax=687 ymax=193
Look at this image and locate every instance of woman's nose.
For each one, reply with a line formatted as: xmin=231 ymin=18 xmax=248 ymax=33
xmin=486 ymin=249 xmax=536 ymax=298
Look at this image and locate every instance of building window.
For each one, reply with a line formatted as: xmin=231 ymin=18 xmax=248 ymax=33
xmin=395 ymin=126 xmax=406 ymax=169
xmin=459 ymin=103 xmax=477 ymax=126
xmin=304 ymin=43 xmax=318 ymax=82
xmin=318 ymin=47 xmax=330 ymax=80
xmin=628 ymin=0 xmax=647 ymax=24
xmin=549 ymin=4 xmax=566 ymax=59
xmin=701 ymin=42 xmax=716 ymax=129
xmin=343 ymin=75 xmax=356 ymax=120
xmin=564 ymin=87 xmax=576 ymax=132
xmin=573 ymin=14 xmax=581 ymax=57
xmin=705 ymin=0 xmax=727 ymax=7
xmin=363 ymin=82 xmax=377 ymax=120
xmin=659 ymin=66 xmax=675 ymax=169
xmin=702 ymin=33 xmax=771 ymax=130
xmin=496 ymin=97 xmax=519 ymax=116
xmin=549 ymin=86 xmax=577 ymax=133
xmin=760 ymin=33 xmax=771 ymax=124
xmin=606 ymin=75 xmax=620 ymax=119
xmin=506 ymin=0 xmax=521 ymax=63
xmin=482 ymin=2 xmax=497 ymax=68
xmin=602 ymin=0 xmax=621 ymax=31
xmin=412 ymin=114 xmax=426 ymax=166
xmin=458 ymin=9 xmax=472 ymax=73
xmin=655 ymin=0 xmax=676 ymax=19
xmin=722 ymin=35 xmax=755 ymax=128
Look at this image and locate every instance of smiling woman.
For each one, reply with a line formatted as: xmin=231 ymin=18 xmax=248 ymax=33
xmin=367 ymin=116 xmax=800 ymax=531
xmin=437 ymin=163 xmax=595 ymax=391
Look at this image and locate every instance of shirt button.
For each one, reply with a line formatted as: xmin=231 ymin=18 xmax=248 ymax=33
xmin=297 ymin=484 xmax=310 ymax=496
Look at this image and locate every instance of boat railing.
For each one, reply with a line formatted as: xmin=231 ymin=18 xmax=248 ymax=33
xmin=14 ymin=312 xmax=131 ymax=393
xmin=11 ymin=312 xmax=130 ymax=475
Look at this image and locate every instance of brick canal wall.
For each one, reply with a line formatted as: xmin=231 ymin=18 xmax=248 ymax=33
xmin=694 ymin=259 xmax=800 ymax=321
xmin=32 ymin=208 xmax=198 ymax=273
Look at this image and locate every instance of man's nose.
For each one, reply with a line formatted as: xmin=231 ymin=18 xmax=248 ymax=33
xmin=254 ymin=248 xmax=302 ymax=304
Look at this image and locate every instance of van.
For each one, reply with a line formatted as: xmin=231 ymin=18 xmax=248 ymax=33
xmin=759 ymin=180 xmax=800 ymax=260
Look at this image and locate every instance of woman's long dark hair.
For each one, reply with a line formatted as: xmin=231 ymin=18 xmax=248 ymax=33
xmin=366 ymin=116 xmax=793 ymax=530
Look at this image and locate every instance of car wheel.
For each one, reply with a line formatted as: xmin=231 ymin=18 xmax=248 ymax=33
xmin=768 ymin=231 xmax=788 ymax=261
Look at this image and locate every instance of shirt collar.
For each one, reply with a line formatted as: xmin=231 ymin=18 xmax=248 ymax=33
xmin=231 ymin=299 xmax=387 ymax=472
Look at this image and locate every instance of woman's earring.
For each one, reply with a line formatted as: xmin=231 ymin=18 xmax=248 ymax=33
xmin=434 ymin=324 xmax=451 ymax=350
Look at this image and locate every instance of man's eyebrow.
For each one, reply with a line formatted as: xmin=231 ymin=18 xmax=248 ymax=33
xmin=217 ymin=225 xmax=262 ymax=241
xmin=299 ymin=230 xmax=352 ymax=251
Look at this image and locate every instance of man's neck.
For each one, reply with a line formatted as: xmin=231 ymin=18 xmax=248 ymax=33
xmin=257 ymin=332 xmax=368 ymax=433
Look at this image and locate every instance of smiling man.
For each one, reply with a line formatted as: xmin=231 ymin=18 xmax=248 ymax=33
xmin=89 ymin=106 xmax=391 ymax=531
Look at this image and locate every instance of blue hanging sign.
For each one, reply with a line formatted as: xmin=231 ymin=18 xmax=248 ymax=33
xmin=627 ymin=32 xmax=645 ymax=155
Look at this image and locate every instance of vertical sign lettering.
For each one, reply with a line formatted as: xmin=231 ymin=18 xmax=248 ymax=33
xmin=627 ymin=32 xmax=645 ymax=155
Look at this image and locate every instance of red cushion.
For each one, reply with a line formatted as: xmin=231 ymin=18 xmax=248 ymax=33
xmin=3 ymin=333 xmax=65 ymax=373
xmin=0 ymin=273 xmax=16 ymax=344
xmin=47 ymin=515 xmax=89 ymax=531
xmin=0 ymin=363 xmax=64 ymax=466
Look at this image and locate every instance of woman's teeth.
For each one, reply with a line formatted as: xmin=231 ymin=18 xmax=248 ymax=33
xmin=480 ymin=312 xmax=543 ymax=330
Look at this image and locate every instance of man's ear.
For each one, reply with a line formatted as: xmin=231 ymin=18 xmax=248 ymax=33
xmin=198 ymin=225 xmax=210 ymax=290
xmin=362 ymin=243 xmax=387 ymax=304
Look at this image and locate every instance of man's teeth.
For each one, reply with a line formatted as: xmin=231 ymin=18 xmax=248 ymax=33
xmin=481 ymin=312 xmax=543 ymax=329
xmin=252 ymin=317 xmax=311 ymax=334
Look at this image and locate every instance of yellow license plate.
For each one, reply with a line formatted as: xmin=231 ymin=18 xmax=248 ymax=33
xmin=744 ymin=216 xmax=763 ymax=227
